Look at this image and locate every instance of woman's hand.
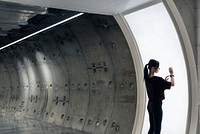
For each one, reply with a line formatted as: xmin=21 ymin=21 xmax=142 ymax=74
xmin=169 ymin=67 xmax=175 ymax=86
xmin=169 ymin=67 xmax=173 ymax=74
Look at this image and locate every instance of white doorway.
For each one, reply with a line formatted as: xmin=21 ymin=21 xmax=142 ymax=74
xmin=124 ymin=2 xmax=188 ymax=134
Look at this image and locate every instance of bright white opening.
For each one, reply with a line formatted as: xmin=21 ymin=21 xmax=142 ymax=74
xmin=125 ymin=3 xmax=188 ymax=134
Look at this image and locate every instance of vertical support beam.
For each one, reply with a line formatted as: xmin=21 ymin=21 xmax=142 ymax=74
xmin=114 ymin=14 xmax=146 ymax=134
xmin=196 ymin=0 xmax=200 ymax=133
xmin=196 ymin=0 xmax=200 ymax=81
xmin=163 ymin=1 xmax=198 ymax=134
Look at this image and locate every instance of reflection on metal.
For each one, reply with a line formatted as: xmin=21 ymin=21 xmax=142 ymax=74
xmin=0 ymin=1 xmax=79 ymax=48
xmin=0 ymin=1 xmax=47 ymax=14
xmin=0 ymin=32 xmax=7 ymax=36
xmin=0 ymin=1 xmax=47 ymax=38
xmin=0 ymin=14 xmax=137 ymax=133
xmin=0 ymin=18 xmax=28 ymax=25
xmin=0 ymin=114 xmax=89 ymax=134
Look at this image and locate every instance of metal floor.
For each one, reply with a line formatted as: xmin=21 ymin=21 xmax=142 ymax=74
xmin=0 ymin=114 xmax=89 ymax=134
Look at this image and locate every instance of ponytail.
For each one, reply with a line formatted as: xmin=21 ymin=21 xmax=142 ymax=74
xmin=144 ymin=64 xmax=149 ymax=80
xmin=144 ymin=59 xmax=159 ymax=81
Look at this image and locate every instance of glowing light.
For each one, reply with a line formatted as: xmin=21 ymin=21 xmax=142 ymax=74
xmin=0 ymin=13 xmax=84 ymax=50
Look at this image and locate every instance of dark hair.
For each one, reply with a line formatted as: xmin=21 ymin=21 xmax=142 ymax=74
xmin=144 ymin=59 xmax=159 ymax=80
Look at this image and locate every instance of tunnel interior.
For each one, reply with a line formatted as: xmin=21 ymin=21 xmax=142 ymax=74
xmin=0 ymin=13 xmax=137 ymax=134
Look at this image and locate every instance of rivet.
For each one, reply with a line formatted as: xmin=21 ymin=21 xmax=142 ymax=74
xmin=96 ymin=121 xmax=100 ymax=127
xmin=111 ymin=122 xmax=116 ymax=127
xmin=103 ymin=119 xmax=107 ymax=126
xmin=88 ymin=119 xmax=92 ymax=125
xmin=115 ymin=126 xmax=120 ymax=131
xmin=130 ymin=83 xmax=134 ymax=89
xmin=67 ymin=116 xmax=70 ymax=121
xmin=79 ymin=118 xmax=84 ymax=123
xmin=108 ymin=81 xmax=112 ymax=88
xmin=63 ymin=96 xmax=66 ymax=100
xmin=84 ymin=83 xmax=88 ymax=87
xmin=111 ymin=42 xmax=116 ymax=47
xmin=61 ymin=114 xmax=65 ymax=119
xmin=78 ymin=84 xmax=81 ymax=89
xmin=92 ymin=83 xmax=96 ymax=88
xmin=77 ymin=50 xmax=80 ymax=53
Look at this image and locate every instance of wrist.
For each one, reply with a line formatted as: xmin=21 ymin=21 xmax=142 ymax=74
xmin=170 ymin=74 xmax=174 ymax=77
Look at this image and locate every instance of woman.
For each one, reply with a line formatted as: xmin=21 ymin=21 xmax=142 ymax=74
xmin=144 ymin=59 xmax=174 ymax=134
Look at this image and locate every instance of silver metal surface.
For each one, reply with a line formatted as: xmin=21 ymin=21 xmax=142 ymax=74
xmin=0 ymin=1 xmax=47 ymax=36
xmin=0 ymin=14 xmax=137 ymax=134
xmin=0 ymin=1 xmax=46 ymax=14
xmin=0 ymin=114 xmax=89 ymax=134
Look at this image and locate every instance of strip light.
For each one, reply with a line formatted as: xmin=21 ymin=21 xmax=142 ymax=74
xmin=0 ymin=12 xmax=84 ymax=50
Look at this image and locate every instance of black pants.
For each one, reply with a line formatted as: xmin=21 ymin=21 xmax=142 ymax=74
xmin=147 ymin=101 xmax=163 ymax=134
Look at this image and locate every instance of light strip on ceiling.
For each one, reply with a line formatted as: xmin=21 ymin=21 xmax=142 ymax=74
xmin=0 ymin=12 xmax=84 ymax=50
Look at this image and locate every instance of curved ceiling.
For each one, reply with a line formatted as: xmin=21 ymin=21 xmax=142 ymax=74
xmin=3 ymin=0 xmax=160 ymax=15
xmin=0 ymin=0 xmax=160 ymax=48
xmin=0 ymin=1 xmax=79 ymax=47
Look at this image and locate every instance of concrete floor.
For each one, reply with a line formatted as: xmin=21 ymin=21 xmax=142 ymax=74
xmin=0 ymin=114 xmax=90 ymax=134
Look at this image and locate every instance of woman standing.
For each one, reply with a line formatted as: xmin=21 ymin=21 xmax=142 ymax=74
xmin=144 ymin=59 xmax=175 ymax=134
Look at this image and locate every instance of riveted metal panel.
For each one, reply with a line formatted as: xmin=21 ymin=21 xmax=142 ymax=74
xmin=1 ymin=51 xmax=21 ymax=114
xmin=19 ymin=42 xmax=45 ymax=119
xmin=15 ymin=46 xmax=32 ymax=116
xmin=31 ymin=41 xmax=54 ymax=121
xmin=69 ymin=17 xmax=115 ymax=134
xmin=90 ymin=15 xmax=137 ymax=134
xmin=54 ymin=27 xmax=90 ymax=130
xmin=0 ymin=14 xmax=137 ymax=134
xmin=0 ymin=55 xmax=11 ymax=112
xmin=36 ymin=35 xmax=70 ymax=126
xmin=7 ymin=47 xmax=30 ymax=117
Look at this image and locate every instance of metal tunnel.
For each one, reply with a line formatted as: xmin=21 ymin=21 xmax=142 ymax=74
xmin=0 ymin=0 xmax=199 ymax=134
xmin=0 ymin=13 xmax=137 ymax=133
